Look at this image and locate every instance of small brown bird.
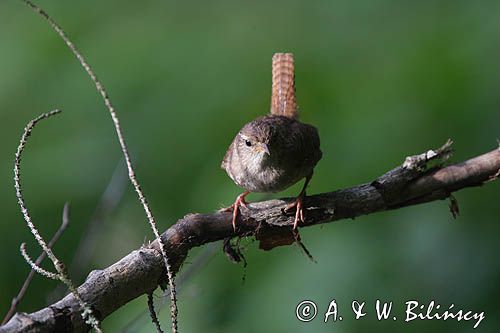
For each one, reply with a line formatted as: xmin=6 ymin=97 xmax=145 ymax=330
xmin=222 ymin=53 xmax=322 ymax=231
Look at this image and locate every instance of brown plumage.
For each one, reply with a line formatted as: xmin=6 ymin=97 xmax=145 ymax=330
xmin=271 ymin=53 xmax=297 ymax=119
xmin=221 ymin=115 xmax=321 ymax=193
xmin=222 ymin=53 xmax=322 ymax=231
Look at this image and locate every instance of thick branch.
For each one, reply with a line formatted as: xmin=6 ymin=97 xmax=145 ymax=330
xmin=2 ymin=143 xmax=499 ymax=333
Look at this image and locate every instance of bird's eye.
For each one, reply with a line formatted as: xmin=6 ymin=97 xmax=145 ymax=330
xmin=245 ymin=140 xmax=252 ymax=147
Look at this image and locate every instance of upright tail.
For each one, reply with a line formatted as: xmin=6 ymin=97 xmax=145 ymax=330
xmin=270 ymin=53 xmax=297 ymax=119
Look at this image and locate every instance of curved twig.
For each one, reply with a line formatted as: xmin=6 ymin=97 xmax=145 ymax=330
xmin=20 ymin=1 xmax=178 ymax=331
xmin=12 ymin=110 xmax=102 ymax=332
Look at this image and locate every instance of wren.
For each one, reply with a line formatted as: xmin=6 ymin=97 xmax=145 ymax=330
xmin=221 ymin=53 xmax=322 ymax=231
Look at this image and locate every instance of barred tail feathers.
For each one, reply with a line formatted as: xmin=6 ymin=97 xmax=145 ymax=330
xmin=270 ymin=53 xmax=297 ymax=118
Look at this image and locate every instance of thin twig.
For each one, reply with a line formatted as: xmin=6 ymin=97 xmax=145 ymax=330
xmin=147 ymin=293 xmax=164 ymax=333
xmin=20 ymin=1 xmax=178 ymax=331
xmin=1 ymin=202 xmax=70 ymax=325
xmin=13 ymin=109 xmax=102 ymax=332
xmin=14 ymin=110 xmax=63 ymax=271
xmin=20 ymin=243 xmax=59 ymax=280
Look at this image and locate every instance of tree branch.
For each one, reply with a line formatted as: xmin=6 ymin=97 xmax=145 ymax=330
xmin=2 ymin=142 xmax=499 ymax=333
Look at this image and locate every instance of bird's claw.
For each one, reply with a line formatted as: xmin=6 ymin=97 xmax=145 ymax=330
xmin=224 ymin=191 xmax=249 ymax=232
xmin=285 ymin=195 xmax=305 ymax=230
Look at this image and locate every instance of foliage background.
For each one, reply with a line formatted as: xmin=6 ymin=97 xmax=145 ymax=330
xmin=0 ymin=0 xmax=499 ymax=332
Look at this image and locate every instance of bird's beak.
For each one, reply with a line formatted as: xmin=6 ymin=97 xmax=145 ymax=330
xmin=255 ymin=143 xmax=270 ymax=155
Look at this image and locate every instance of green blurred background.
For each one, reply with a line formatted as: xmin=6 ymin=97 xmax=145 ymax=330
xmin=1 ymin=0 xmax=499 ymax=332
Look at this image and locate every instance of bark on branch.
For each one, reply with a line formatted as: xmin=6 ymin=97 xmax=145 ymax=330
xmin=2 ymin=141 xmax=499 ymax=333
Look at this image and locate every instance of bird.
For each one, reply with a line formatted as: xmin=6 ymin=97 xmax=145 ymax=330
xmin=221 ymin=53 xmax=322 ymax=231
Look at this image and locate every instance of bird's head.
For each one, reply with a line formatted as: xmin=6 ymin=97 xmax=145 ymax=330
xmin=237 ymin=118 xmax=274 ymax=162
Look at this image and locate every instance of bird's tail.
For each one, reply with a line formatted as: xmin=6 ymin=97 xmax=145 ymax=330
xmin=270 ymin=53 xmax=297 ymax=119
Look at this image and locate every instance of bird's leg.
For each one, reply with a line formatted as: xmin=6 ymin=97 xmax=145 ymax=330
xmin=223 ymin=190 xmax=250 ymax=231
xmin=285 ymin=174 xmax=313 ymax=229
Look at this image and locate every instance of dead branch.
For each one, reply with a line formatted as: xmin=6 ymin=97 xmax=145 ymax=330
xmin=1 ymin=141 xmax=499 ymax=333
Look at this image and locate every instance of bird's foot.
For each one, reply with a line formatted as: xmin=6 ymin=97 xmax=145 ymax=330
xmin=285 ymin=194 xmax=305 ymax=230
xmin=223 ymin=191 xmax=250 ymax=232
